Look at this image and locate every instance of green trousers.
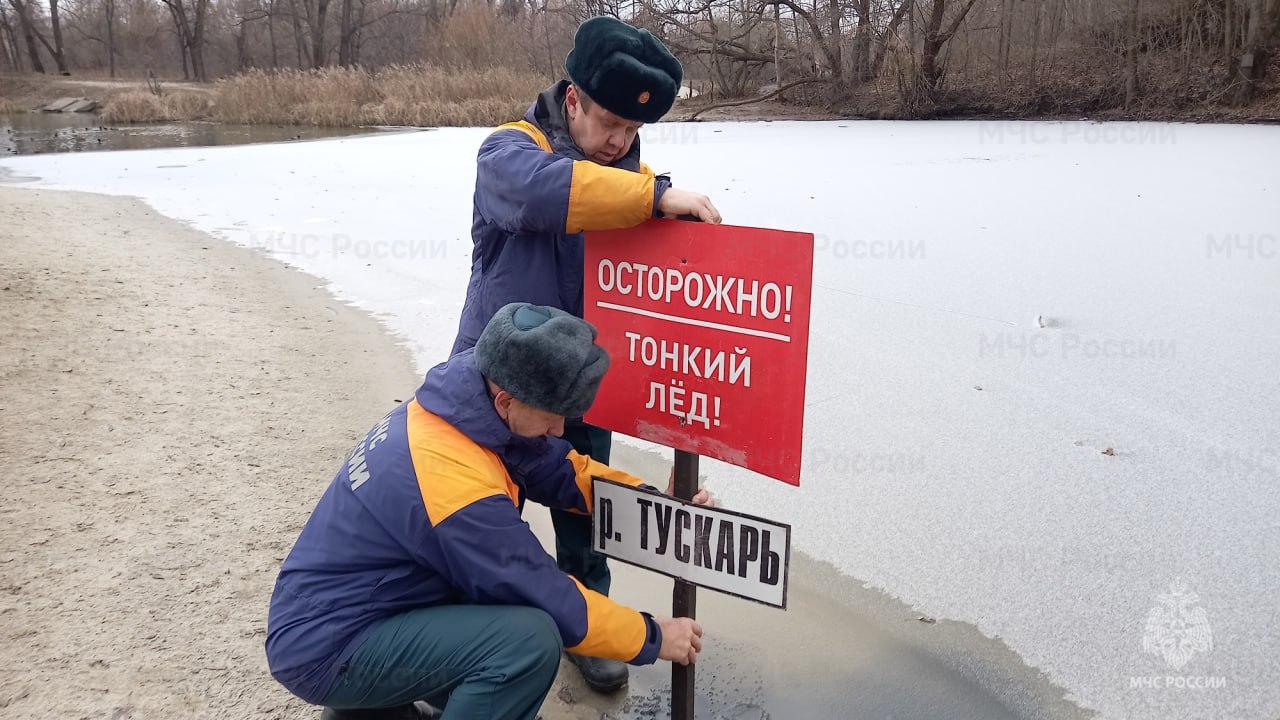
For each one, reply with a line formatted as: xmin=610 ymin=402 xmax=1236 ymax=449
xmin=321 ymin=605 xmax=562 ymax=720
xmin=549 ymin=420 xmax=613 ymax=596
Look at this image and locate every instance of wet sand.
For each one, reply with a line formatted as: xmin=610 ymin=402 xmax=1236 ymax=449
xmin=0 ymin=186 xmax=1091 ymax=720
xmin=542 ymin=444 xmax=1094 ymax=720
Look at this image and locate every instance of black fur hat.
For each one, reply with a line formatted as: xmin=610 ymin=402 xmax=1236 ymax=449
xmin=475 ymin=303 xmax=610 ymax=418
xmin=565 ymin=15 xmax=683 ymax=124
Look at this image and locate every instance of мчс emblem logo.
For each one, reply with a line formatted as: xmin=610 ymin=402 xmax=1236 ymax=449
xmin=1141 ymin=579 xmax=1213 ymax=670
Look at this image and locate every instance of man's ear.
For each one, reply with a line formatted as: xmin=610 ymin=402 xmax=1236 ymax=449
xmin=492 ymin=389 xmax=513 ymax=420
xmin=565 ymin=84 xmax=580 ymax=120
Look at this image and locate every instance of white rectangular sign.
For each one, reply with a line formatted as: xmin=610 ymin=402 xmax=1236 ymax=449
xmin=591 ymin=477 xmax=791 ymax=609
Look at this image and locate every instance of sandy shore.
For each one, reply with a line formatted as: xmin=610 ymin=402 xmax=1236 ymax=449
xmin=1 ymin=187 xmax=421 ymax=719
xmin=0 ymin=186 xmax=1091 ymax=720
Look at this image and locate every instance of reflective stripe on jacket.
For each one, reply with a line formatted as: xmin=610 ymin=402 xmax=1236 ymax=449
xmin=265 ymin=350 xmax=662 ymax=704
xmin=452 ymin=81 xmax=671 ymax=354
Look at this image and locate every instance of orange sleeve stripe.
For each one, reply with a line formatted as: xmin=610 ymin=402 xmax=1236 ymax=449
xmin=405 ymin=400 xmax=517 ymax=526
xmin=563 ymin=576 xmax=649 ymax=660
xmin=566 ymin=160 xmax=656 ymax=233
xmin=564 ymin=451 xmax=648 ymax=514
xmin=495 ymin=120 xmax=654 ymax=232
xmin=495 ymin=120 xmax=553 ymax=152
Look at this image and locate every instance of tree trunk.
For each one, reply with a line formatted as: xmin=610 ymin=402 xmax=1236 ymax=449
xmin=1224 ymin=0 xmax=1235 ymax=65
xmin=1123 ymin=0 xmax=1141 ymax=109
xmin=542 ymin=7 xmax=553 ymax=78
xmin=189 ymin=0 xmax=207 ymax=80
xmin=236 ymin=13 xmax=250 ymax=70
xmin=105 ymin=0 xmax=116 ymax=78
xmin=164 ymin=0 xmax=191 ymax=80
xmin=707 ymin=4 xmax=719 ymax=100
xmin=48 ymin=0 xmax=67 ymax=73
xmin=1232 ymin=0 xmax=1273 ymax=104
xmin=8 ymin=0 xmax=45 ymax=73
xmin=791 ymin=5 xmax=803 ymax=71
xmin=288 ymin=0 xmax=308 ymax=67
xmin=869 ymin=0 xmax=914 ymax=77
xmin=827 ymin=0 xmax=841 ymax=78
xmin=267 ymin=0 xmax=279 ymax=68
xmin=1041 ymin=0 xmax=1066 ymax=88
xmin=0 ymin=5 xmax=20 ymax=71
xmin=998 ymin=0 xmax=1013 ymax=84
xmin=309 ymin=0 xmax=330 ymax=68
xmin=774 ymin=2 xmax=781 ymax=89
xmin=850 ymin=0 xmax=871 ymax=81
xmin=1028 ymin=0 xmax=1042 ymax=86
xmin=337 ymin=0 xmax=353 ymax=66
xmin=907 ymin=0 xmax=916 ymax=46
xmin=350 ymin=0 xmax=366 ymax=65
xmin=920 ymin=0 xmax=946 ymax=90
xmin=917 ymin=0 xmax=981 ymax=92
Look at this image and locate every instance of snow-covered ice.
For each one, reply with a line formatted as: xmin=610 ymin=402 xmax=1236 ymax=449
xmin=3 ymin=120 xmax=1278 ymax=720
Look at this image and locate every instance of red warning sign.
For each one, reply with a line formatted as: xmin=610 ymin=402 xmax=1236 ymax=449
xmin=584 ymin=219 xmax=814 ymax=486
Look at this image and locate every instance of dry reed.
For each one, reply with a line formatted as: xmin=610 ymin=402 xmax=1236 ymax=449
xmin=99 ymin=90 xmax=215 ymax=123
xmin=100 ymin=91 xmax=167 ymax=122
xmin=212 ymin=65 xmax=546 ymax=127
xmin=164 ymin=91 xmax=214 ymax=119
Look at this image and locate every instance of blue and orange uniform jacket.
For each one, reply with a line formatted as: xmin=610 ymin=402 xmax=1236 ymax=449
xmin=265 ymin=350 xmax=662 ymax=704
xmin=451 ymin=80 xmax=672 ymax=354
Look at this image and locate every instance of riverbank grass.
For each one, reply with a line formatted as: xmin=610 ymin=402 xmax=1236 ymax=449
xmin=216 ymin=65 xmax=544 ymax=127
xmin=98 ymin=90 xmax=214 ymax=123
xmin=95 ymin=65 xmax=545 ymax=127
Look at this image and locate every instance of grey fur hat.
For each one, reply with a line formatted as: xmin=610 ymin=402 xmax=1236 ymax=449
xmin=475 ymin=302 xmax=611 ymax=418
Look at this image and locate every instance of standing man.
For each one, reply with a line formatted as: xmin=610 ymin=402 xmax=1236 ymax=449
xmin=450 ymin=15 xmax=722 ymax=693
xmin=267 ymin=303 xmax=708 ymax=720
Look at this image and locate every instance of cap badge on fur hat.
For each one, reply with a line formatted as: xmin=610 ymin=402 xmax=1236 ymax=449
xmin=564 ymin=15 xmax=683 ymax=124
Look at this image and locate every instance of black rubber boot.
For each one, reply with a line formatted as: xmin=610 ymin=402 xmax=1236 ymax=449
xmin=565 ymin=652 xmax=628 ymax=693
xmin=320 ymin=702 xmax=442 ymax=720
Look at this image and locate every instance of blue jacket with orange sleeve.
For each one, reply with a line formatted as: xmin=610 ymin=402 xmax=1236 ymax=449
xmin=265 ymin=349 xmax=663 ymax=704
xmin=451 ymin=80 xmax=671 ymax=355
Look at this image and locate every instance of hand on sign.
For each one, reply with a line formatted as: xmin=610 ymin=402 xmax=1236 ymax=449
xmin=665 ymin=468 xmax=714 ymax=507
xmin=656 ymin=616 xmax=703 ymax=665
xmin=658 ymin=187 xmax=722 ymax=224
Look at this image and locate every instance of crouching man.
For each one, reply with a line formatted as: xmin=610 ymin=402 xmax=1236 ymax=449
xmin=265 ymin=302 xmax=707 ymax=720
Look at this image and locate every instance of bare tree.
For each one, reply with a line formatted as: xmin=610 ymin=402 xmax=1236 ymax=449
xmin=916 ymin=0 xmax=981 ymax=92
xmin=62 ymin=0 xmax=121 ymax=76
xmin=286 ymin=0 xmax=309 ymax=66
xmin=104 ymin=0 xmax=116 ymax=76
xmin=6 ymin=0 xmax=46 ymax=73
xmin=1123 ymin=0 xmax=1141 ymax=108
xmin=303 ymin=0 xmax=331 ymax=66
xmin=338 ymin=0 xmax=355 ymax=65
xmin=761 ymin=0 xmax=842 ymax=78
xmin=1233 ymin=0 xmax=1280 ymax=103
xmin=10 ymin=0 xmax=70 ymax=73
xmin=0 ymin=2 xmax=22 ymax=70
xmin=4 ymin=0 xmax=1275 ymax=119
xmin=160 ymin=0 xmax=211 ymax=79
xmin=49 ymin=0 xmax=68 ymax=72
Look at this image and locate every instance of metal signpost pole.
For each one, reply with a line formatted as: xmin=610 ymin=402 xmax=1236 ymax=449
xmin=585 ymin=218 xmax=814 ymax=719
xmin=671 ymin=448 xmax=699 ymax=720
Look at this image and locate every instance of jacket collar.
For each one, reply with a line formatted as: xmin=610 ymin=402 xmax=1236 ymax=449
xmin=415 ymin=350 xmax=571 ymax=481
xmin=527 ymin=80 xmax=642 ymax=172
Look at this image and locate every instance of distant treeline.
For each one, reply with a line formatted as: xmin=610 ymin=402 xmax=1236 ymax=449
xmin=2 ymin=0 xmax=1277 ymax=119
